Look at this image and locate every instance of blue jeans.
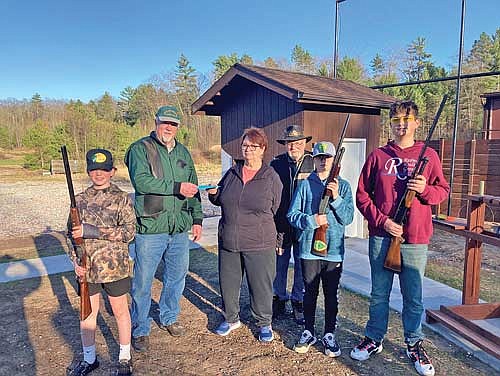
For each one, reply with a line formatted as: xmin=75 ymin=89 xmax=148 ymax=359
xmin=131 ymin=232 xmax=189 ymax=337
xmin=365 ymin=236 xmax=428 ymax=345
xmin=273 ymin=242 xmax=304 ymax=302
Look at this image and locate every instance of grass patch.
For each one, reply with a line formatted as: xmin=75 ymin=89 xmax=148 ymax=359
xmin=425 ymin=261 xmax=500 ymax=303
xmin=0 ymin=245 xmax=66 ymax=264
xmin=0 ymin=158 xmax=24 ymax=166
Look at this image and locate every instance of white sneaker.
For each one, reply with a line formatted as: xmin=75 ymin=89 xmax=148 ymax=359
xmin=322 ymin=333 xmax=341 ymax=357
xmin=407 ymin=340 xmax=435 ymax=376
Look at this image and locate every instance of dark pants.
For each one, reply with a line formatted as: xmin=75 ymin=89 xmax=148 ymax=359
xmin=301 ymin=258 xmax=342 ymax=335
xmin=218 ymin=247 xmax=276 ymax=327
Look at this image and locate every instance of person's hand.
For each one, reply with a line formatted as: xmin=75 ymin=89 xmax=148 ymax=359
xmin=383 ymin=218 xmax=403 ymax=238
xmin=191 ymin=224 xmax=202 ymax=242
xmin=326 ymin=179 xmax=339 ymax=200
xmin=73 ymin=259 xmax=86 ymax=278
xmin=207 ymin=186 xmax=218 ymax=195
xmin=407 ymin=174 xmax=426 ymax=194
xmin=276 ymin=247 xmax=284 ymax=256
xmin=180 ymin=182 xmax=198 ymax=198
xmin=71 ymin=224 xmax=83 ymax=239
xmin=315 ymin=214 xmax=328 ymax=226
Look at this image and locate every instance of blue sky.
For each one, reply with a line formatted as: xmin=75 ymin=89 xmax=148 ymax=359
xmin=0 ymin=0 xmax=498 ymax=102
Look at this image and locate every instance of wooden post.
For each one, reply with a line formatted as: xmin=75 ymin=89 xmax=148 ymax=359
xmin=462 ymin=197 xmax=485 ymax=305
xmin=437 ymin=138 xmax=445 ymax=215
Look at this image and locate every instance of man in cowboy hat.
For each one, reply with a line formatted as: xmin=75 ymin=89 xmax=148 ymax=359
xmin=270 ymin=124 xmax=314 ymax=324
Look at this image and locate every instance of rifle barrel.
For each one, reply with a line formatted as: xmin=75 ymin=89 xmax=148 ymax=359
xmin=61 ymin=146 xmax=77 ymax=208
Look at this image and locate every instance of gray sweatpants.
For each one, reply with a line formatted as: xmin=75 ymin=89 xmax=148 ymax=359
xmin=218 ymin=247 xmax=276 ymax=327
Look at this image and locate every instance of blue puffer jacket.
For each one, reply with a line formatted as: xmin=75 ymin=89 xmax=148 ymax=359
xmin=287 ymin=172 xmax=354 ymax=262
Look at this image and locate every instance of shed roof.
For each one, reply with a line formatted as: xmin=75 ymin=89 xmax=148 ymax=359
xmin=192 ymin=63 xmax=396 ymax=115
xmin=480 ymin=91 xmax=500 ymax=98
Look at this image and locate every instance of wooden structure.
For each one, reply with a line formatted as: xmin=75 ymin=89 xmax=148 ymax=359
xmin=192 ymin=64 xmax=395 ymax=162
xmin=192 ymin=64 xmax=395 ymax=238
xmin=427 ymin=194 xmax=500 ymax=359
xmin=429 ymin=139 xmax=500 ymax=220
xmin=50 ymin=159 xmax=84 ymax=174
xmin=481 ymin=92 xmax=500 ymax=140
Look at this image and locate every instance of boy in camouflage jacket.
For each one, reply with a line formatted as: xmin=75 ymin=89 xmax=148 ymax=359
xmin=66 ymin=149 xmax=136 ymax=376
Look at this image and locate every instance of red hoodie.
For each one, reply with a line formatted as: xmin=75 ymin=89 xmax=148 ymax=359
xmin=356 ymin=141 xmax=450 ymax=244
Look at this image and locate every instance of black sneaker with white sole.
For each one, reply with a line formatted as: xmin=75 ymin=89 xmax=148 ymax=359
xmin=322 ymin=333 xmax=341 ymax=357
xmin=407 ymin=340 xmax=435 ymax=376
xmin=350 ymin=336 xmax=383 ymax=361
xmin=294 ymin=329 xmax=317 ymax=353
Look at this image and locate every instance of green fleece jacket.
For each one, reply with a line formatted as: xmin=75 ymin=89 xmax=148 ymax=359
xmin=125 ymin=132 xmax=203 ymax=235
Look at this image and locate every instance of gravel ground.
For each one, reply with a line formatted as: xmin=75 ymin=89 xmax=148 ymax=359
xmin=0 ymin=174 xmax=221 ymax=238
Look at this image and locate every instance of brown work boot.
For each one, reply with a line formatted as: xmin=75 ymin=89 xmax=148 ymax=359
xmin=159 ymin=322 xmax=186 ymax=337
xmin=132 ymin=336 xmax=149 ymax=353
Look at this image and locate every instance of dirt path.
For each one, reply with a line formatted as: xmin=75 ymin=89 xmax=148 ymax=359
xmin=1 ymin=245 xmax=496 ymax=376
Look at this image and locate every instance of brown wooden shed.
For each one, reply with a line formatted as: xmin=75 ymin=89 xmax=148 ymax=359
xmin=192 ymin=64 xmax=395 ymax=161
xmin=481 ymin=91 xmax=500 ymax=139
xmin=192 ymin=64 xmax=396 ymax=237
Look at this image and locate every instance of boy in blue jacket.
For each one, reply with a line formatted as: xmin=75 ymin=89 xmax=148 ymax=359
xmin=287 ymin=141 xmax=354 ymax=357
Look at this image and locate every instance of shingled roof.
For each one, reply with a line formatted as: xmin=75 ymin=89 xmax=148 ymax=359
xmin=192 ymin=63 xmax=396 ymax=115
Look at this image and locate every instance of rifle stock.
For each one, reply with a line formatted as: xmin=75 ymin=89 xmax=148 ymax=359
xmin=383 ymin=95 xmax=448 ymax=272
xmin=311 ymin=114 xmax=351 ymax=257
xmin=62 ymin=146 xmax=92 ymax=321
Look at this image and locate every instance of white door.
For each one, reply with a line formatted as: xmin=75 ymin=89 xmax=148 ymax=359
xmin=339 ymin=138 xmax=366 ymax=238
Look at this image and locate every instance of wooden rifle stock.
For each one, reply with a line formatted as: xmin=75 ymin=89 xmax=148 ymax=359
xmin=62 ymin=145 xmax=92 ymax=321
xmin=311 ymin=114 xmax=351 ymax=257
xmin=383 ymin=95 xmax=448 ymax=272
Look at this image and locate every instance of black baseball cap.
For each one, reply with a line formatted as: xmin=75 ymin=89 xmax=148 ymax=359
xmin=86 ymin=148 xmax=114 ymax=172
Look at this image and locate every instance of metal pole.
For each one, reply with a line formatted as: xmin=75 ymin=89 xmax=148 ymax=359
xmin=333 ymin=0 xmax=346 ymax=79
xmin=447 ymin=0 xmax=466 ymax=216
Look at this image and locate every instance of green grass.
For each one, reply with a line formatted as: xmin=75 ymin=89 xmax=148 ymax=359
xmin=0 ymin=158 xmax=24 ymax=166
xmin=425 ymin=261 xmax=500 ymax=303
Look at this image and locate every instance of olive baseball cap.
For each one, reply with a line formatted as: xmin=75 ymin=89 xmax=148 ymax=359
xmin=155 ymin=105 xmax=181 ymax=124
xmin=86 ymin=148 xmax=114 ymax=172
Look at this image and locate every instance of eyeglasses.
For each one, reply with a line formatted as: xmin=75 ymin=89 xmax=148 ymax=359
xmin=390 ymin=116 xmax=416 ymax=125
xmin=241 ymin=143 xmax=261 ymax=151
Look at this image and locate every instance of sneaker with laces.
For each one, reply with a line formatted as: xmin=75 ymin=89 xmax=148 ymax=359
xmin=350 ymin=336 xmax=383 ymax=361
xmin=291 ymin=300 xmax=305 ymax=325
xmin=67 ymin=358 xmax=99 ymax=376
xmin=116 ymin=359 xmax=132 ymax=376
xmin=258 ymin=325 xmax=274 ymax=342
xmin=215 ymin=320 xmax=242 ymax=336
xmin=322 ymin=333 xmax=341 ymax=357
xmin=407 ymin=340 xmax=435 ymax=376
xmin=294 ymin=329 xmax=317 ymax=353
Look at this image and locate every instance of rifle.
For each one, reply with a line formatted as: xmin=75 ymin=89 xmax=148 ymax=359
xmin=61 ymin=145 xmax=92 ymax=321
xmin=383 ymin=95 xmax=448 ymax=272
xmin=311 ymin=114 xmax=351 ymax=257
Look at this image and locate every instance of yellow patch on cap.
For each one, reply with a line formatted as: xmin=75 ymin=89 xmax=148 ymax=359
xmin=92 ymin=152 xmax=107 ymax=163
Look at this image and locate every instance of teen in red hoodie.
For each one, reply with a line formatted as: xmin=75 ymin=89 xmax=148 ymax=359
xmin=350 ymin=100 xmax=449 ymax=376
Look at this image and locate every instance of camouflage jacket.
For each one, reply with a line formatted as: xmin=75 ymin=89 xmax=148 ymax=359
xmin=67 ymin=183 xmax=136 ymax=283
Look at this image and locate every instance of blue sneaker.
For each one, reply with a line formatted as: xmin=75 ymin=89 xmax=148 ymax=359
xmin=215 ymin=321 xmax=241 ymax=336
xmin=258 ymin=325 xmax=274 ymax=342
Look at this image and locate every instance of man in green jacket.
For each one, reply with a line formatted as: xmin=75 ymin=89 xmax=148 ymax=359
xmin=125 ymin=105 xmax=203 ymax=353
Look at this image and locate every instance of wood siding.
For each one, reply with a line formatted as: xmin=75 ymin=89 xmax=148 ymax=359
xmin=302 ymin=111 xmax=381 ymax=156
xmin=483 ymin=96 xmax=500 ymax=139
xmin=430 ymin=139 xmax=500 ymax=220
xmin=220 ymin=79 xmax=303 ymax=162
